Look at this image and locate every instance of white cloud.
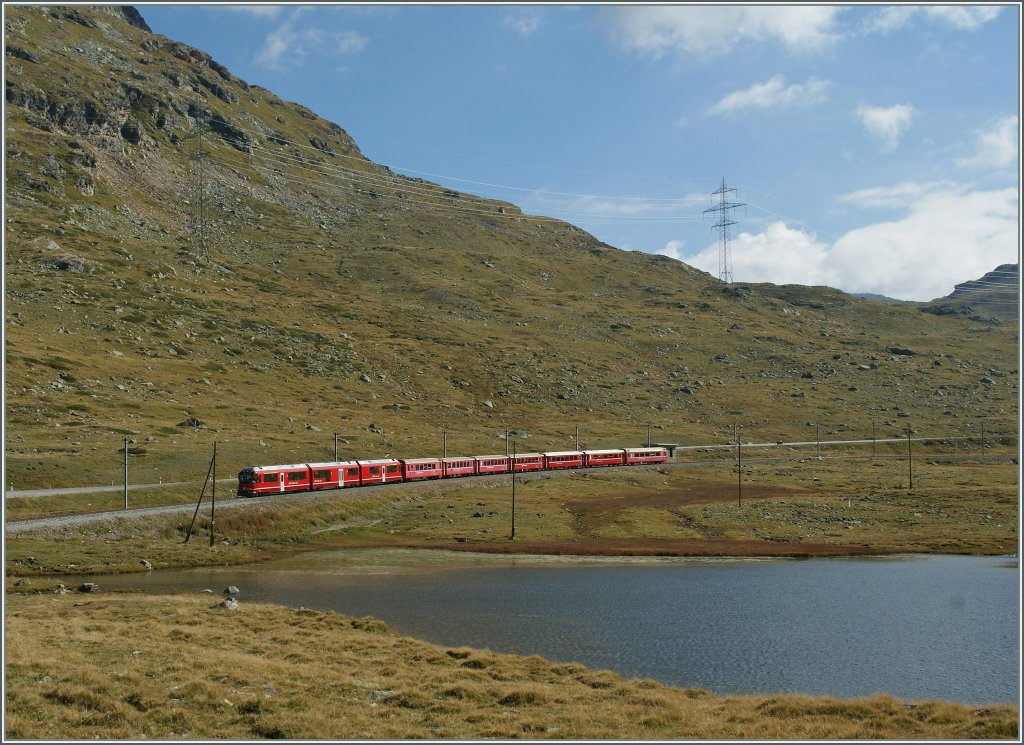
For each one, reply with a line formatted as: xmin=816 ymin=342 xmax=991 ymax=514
xmin=706 ymin=75 xmax=830 ymax=116
xmin=256 ymin=12 xmax=368 ymax=70
xmin=956 ymin=115 xmax=1019 ymax=169
xmin=925 ymin=6 xmax=1002 ymax=30
xmin=861 ymin=6 xmax=917 ymax=35
xmin=502 ymin=9 xmax=542 ymax=36
xmin=558 ymin=194 xmax=698 ymax=218
xmin=657 ymin=240 xmax=686 ymax=262
xmin=222 ymin=6 xmax=284 ymax=20
xmin=668 ymin=185 xmax=1018 ymax=301
xmin=682 ymin=222 xmax=831 ymax=287
xmin=856 ymin=103 xmax=917 ymax=151
xmin=838 ymin=181 xmax=956 ymax=209
xmin=862 ymin=6 xmax=1001 ymax=34
xmin=605 ymin=6 xmax=841 ymax=60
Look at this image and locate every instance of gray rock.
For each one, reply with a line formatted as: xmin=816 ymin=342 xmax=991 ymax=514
xmin=220 ymin=597 xmax=238 ymax=610
xmin=77 ymin=582 xmax=99 ymax=593
xmin=140 ymin=559 xmax=153 ymax=570
xmin=224 ymin=585 xmax=240 ymax=596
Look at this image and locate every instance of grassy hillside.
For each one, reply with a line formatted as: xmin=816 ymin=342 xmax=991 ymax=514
xmin=4 ymin=5 xmax=1018 ymax=491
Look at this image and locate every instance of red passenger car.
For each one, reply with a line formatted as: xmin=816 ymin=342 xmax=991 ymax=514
xmin=623 ymin=447 xmax=669 ymax=464
xmin=237 ymin=463 xmax=312 ymax=497
xmin=442 ymin=457 xmax=476 ymax=478
xmin=512 ymin=453 xmax=545 ymax=472
xmin=474 ymin=455 xmax=511 ymax=474
xmin=543 ymin=451 xmax=584 ymax=469
xmin=307 ymin=462 xmax=345 ymax=490
xmin=400 ymin=458 xmax=443 ymax=481
xmin=583 ymin=449 xmax=626 ymax=467
xmin=355 ymin=459 xmax=403 ymax=485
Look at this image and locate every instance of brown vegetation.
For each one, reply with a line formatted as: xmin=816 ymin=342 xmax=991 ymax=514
xmin=5 ymin=593 xmax=1017 ymax=740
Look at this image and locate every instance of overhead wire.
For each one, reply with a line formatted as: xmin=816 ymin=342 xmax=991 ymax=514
xmin=208 ymin=147 xmax=705 ymax=226
xmin=207 ymin=134 xmax=708 ymax=225
xmin=206 ymin=116 xmax=703 ymax=205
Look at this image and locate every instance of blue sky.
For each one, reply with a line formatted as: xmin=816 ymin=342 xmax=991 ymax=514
xmin=139 ymin=4 xmax=1020 ymax=301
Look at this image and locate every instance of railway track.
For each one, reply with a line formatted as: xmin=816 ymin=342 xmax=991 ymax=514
xmin=5 ymin=452 xmax=1013 ymax=535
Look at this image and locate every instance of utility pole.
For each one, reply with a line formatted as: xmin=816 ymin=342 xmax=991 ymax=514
xmin=647 ymin=424 xmax=651 ymax=448
xmin=575 ymin=426 xmax=579 ymax=452
xmin=209 ymin=441 xmax=217 ymax=547
xmin=124 ymin=436 xmax=129 ymax=510
xmin=980 ymin=425 xmax=986 ymax=459
xmin=737 ymin=426 xmax=742 ymax=507
xmin=443 ymin=428 xmax=447 ymax=460
xmin=703 ymin=177 xmax=745 ymax=284
xmin=510 ymin=441 xmax=516 ymax=540
xmin=907 ymin=427 xmax=913 ymax=491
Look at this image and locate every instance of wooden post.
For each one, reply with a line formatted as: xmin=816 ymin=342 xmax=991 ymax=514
xmin=510 ymin=442 xmax=516 ymax=540
xmin=123 ymin=436 xmax=129 ymax=510
xmin=209 ymin=441 xmax=217 ymax=547
xmin=737 ymin=428 xmax=742 ymax=507
xmin=907 ymin=427 xmax=913 ymax=491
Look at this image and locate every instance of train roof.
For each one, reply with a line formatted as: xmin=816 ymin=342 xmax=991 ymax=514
xmin=247 ymin=463 xmax=310 ymax=471
xmin=473 ymin=454 xmax=511 ymax=460
xmin=400 ymin=457 xmax=442 ymax=465
xmin=511 ymin=452 xmax=544 ymax=458
xmin=542 ymin=450 xmax=584 ymax=457
xmin=356 ymin=458 xmax=401 ymax=465
xmin=583 ymin=449 xmax=625 ymax=454
xmin=623 ymin=447 xmax=667 ymax=453
xmin=306 ymin=461 xmax=359 ymax=468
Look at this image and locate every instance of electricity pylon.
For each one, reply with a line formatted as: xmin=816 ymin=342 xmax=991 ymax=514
xmin=703 ymin=177 xmax=745 ymax=284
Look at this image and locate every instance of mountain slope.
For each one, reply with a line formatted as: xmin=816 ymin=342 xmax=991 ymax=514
xmin=3 ymin=5 xmax=1018 ymax=488
xmin=924 ymin=264 xmax=1019 ymax=321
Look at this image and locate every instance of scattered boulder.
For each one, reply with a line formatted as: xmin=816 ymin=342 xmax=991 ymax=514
xmin=219 ymin=597 xmax=238 ymax=610
xmin=77 ymin=582 xmax=99 ymax=593
xmin=14 ymin=578 xmax=30 ymax=586
xmin=889 ymin=347 xmax=917 ymax=356
xmin=224 ymin=585 xmax=240 ymax=597
xmin=178 ymin=417 xmax=205 ymax=428
xmin=140 ymin=559 xmax=153 ymax=570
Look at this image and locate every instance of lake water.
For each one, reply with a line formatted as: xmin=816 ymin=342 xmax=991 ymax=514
xmin=75 ymin=550 xmax=1019 ymax=704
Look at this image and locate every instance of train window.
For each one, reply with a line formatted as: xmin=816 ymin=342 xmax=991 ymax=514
xmin=313 ymin=470 xmax=329 ymax=480
xmin=263 ymin=473 xmax=278 ymax=484
xmin=387 ymin=465 xmax=399 ymax=474
xmin=346 ymin=468 xmax=358 ymax=477
xmin=370 ymin=467 xmax=380 ymax=476
xmin=288 ymin=471 xmax=305 ymax=482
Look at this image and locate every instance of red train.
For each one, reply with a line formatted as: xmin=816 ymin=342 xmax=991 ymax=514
xmin=237 ymin=447 xmax=669 ymax=497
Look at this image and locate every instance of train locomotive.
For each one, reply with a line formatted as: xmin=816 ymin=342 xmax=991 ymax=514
xmin=237 ymin=447 xmax=669 ymax=497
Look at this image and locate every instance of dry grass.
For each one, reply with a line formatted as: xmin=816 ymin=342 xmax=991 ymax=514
xmin=4 ymin=592 xmax=1017 ymax=740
